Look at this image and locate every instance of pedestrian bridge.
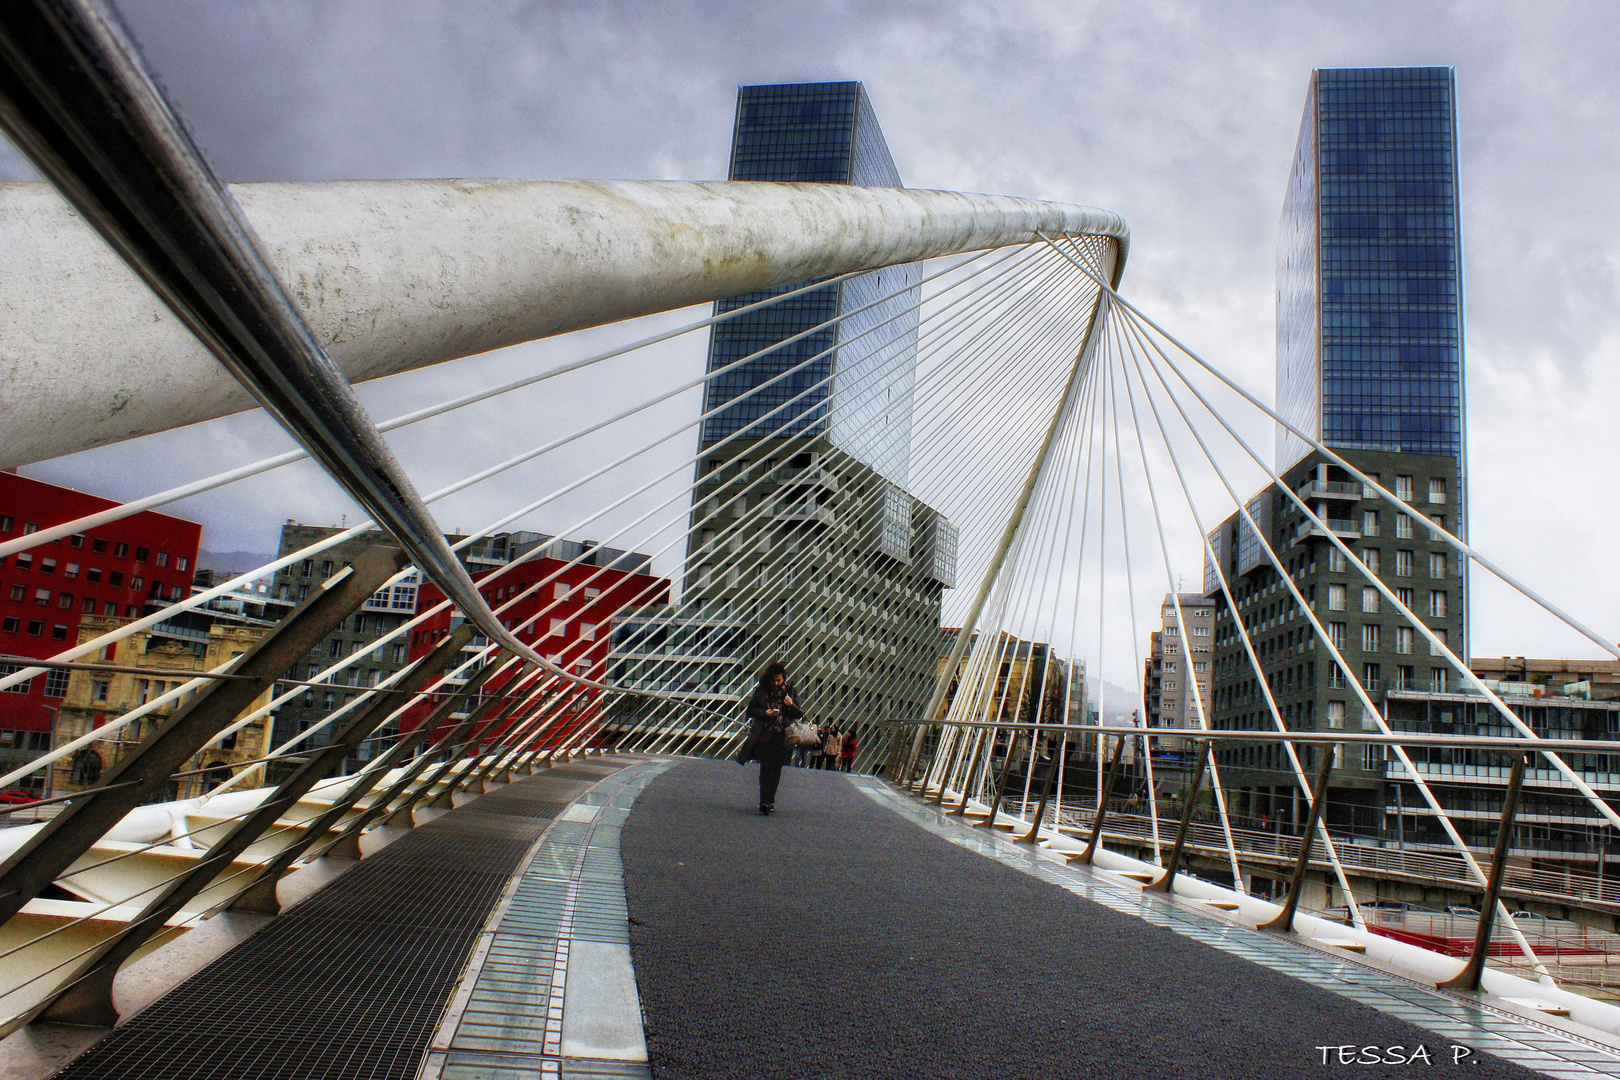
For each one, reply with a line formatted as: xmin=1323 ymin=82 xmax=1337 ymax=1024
xmin=5 ymin=752 xmax=1615 ymax=1079
xmin=5 ymin=5 xmax=1620 ymax=1077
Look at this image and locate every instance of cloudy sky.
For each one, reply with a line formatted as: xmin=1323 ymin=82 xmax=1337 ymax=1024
xmin=5 ymin=0 xmax=1618 ymax=686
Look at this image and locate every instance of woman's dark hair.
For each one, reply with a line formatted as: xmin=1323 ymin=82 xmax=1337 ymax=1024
xmin=758 ymin=660 xmax=786 ymax=685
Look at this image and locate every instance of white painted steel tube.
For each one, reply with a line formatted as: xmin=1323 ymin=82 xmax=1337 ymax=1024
xmin=0 ymin=179 xmax=1127 ymax=466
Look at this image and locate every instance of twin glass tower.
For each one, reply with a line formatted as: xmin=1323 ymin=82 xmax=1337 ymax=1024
xmin=607 ymin=83 xmax=954 ymax=741
xmin=1206 ymin=67 xmax=1468 ymax=833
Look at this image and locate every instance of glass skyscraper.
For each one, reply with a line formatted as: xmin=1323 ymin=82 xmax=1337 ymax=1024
xmin=702 ymin=82 xmax=920 ymax=489
xmin=1277 ymin=67 xmax=1465 ymax=470
xmin=605 ymin=82 xmax=953 ymax=750
xmin=1206 ymin=68 xmax=1469 ymax=839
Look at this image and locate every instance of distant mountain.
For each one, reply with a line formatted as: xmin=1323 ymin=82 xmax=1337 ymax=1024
xmin=197 ymin=548 xmax=276 ymax=577
xmin=1092 ymin=679 xmax=1142 ymax=722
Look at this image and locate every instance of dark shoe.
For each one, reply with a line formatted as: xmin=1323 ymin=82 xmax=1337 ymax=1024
xmin=759 ymin=803 xmax=771 ymax=815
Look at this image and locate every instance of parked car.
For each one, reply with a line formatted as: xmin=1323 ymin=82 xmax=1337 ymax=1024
xmin=0 ymin=790 xmax=38 ymax=805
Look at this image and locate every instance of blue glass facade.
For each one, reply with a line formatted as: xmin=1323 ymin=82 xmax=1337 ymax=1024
xmin=701 ymin=82 xmax=920 ymax=487
xmin=1276 ymin=67 xmax=1464 ymax=469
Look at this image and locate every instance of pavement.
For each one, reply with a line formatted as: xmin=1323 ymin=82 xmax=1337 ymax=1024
xmin=620 ymin=758 xmax=1550 ymax=1080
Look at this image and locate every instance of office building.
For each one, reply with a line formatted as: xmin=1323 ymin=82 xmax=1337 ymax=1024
xmin=1206 ymin=68 xmax=1468 ymax=831
xmin=612 ymin=82 xmax=954 ymax=743
xmin=0 ymin=472 xmax=201 ymax=790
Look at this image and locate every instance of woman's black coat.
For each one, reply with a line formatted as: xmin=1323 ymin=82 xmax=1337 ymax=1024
xmin=735 ymin=681 xmax=804 ymax=765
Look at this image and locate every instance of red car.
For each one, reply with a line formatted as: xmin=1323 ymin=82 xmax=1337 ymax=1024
xmin=0 ymin=790 xmax=38 ymax=805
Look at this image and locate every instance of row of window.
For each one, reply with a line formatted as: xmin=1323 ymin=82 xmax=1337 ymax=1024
xmin=0 ymin=518 xmax=187 ymax=568
xmin=0 ymin=664 xmax=71 ymax=698
xmin=1324 ymin=618 xmax=1450 ymax=652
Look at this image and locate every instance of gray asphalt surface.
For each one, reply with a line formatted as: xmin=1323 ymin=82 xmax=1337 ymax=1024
xmin=621 ymin=758 xmax=1546 ymax=1080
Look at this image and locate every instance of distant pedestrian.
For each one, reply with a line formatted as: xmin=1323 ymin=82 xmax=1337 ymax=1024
xmin=840 ymin=728 xmax=858 ymax=772
xmin=736 ymin=660 xmax=803 ymax=815
xmin=822 ymin=725 xmax=844 ymax=771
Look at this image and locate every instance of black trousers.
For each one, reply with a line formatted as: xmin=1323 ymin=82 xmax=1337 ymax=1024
xmin=759 ymin=752 xmax=785 ymax=805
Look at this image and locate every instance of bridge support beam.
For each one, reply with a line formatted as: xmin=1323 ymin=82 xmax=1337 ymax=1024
xmin=1439 ymin=754 xmax=1529 ymax=992
xmin=1260 ymin=749 xmax=1336 ymax=933
xmin=1148 ymin=741 xmax=1211 ymax=894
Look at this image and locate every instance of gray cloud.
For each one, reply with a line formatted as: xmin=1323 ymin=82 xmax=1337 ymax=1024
xmin=11 ymin=0 xmax=1620 ymax=683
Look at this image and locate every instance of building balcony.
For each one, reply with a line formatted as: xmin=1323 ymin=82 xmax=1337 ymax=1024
xmin=772 ymin=501 xmax=835 ymax=526
xmin=1298 ymin=479 xmax=1363 ymax=502
xmin=774 ymin=465 xmax=839 ymax=493
xmin=1293 ymin=518 xmax=1361 ymax=542
xmin=1386 ymin=760 xmax=1620 ymax=789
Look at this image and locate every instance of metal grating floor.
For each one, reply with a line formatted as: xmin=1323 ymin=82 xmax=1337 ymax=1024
xmin=49 ymin=760 xmax=638 ymax=1080
xmin=433 ymin=760 xmax=674 ymax=1080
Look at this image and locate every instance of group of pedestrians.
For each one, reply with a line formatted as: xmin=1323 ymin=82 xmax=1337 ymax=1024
xmin=793 ymin=721 xmax=856 ymax=771
xmin=736 ymin=660 xmax=857 ymax=815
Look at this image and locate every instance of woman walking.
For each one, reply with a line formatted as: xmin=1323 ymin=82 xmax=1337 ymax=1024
xmin=737 ymin=660 xmax=803 ymax=815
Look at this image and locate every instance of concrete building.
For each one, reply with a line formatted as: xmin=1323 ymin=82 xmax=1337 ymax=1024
xmin=1207 ymin=68 xmax=1469 ymax=832
xmin=406 ymin=542 xmax=667 ymax=753
xmin=1143 ymin=593 xmax=1214 ymax=780
xmin=0 ymin=472 xmax=202 ymax=791
xmin=50 ymin=615 xmax=272 ymax=800
xmin=615 ymin=83 xmax=955 ymax=742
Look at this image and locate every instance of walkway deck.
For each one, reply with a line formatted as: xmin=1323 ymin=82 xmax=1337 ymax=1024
xmin=22 ymin=755 xmax=1620 ymax=1079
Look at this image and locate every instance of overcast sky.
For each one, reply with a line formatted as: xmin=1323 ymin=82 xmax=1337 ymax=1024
xmin=6 ymin=0 xmax=1618 ymax=687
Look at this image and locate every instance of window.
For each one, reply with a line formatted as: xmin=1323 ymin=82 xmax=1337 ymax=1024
xmin=389 ymin=643 xmax=407 ymax=664
xmin=7 ymin=585 xmax=21 ymax=601
xmin=131 ymin=577 xmax=143 ymax=591
xmin=63 ymin=562 xmax=79 ymax=579
xmin=1395 ymin=514 xmax=1414 ymax=539
xmin=549 ymin=618 xmax=567 ymax=636
xmin=1428 ymin=515 xmax=1446 ymax=539
xmin=103 ymin=601 xmax=117 ymax=615
xmin=155 ymin=552 xmax=168 ymax=567
xmin=1163 ymin=679 xmax=1177 ymax=691
xmin=176 ymin=556 xmax=188 ymax=571
xmin=0 ymin=665 xmax=33 ymax=692
xmin=1327 ymin=700 xmax=1346 ymax=729
xmin=1361 ymin=587 xmax=1380 ymax=613
xmin=1431 ymin=668 xmax=1449 ymax=693
xmin=39 ymin=558 xmax=55 ymax=575
xmin=124 ymin=606 xmax=137 ymax=617
xmin=1428 ymin=591 xmax=1448 ymax=618
xmin=1395 ymin=665 xmax=1415 ymax=691
xmin=1163 ymin=625 xmax=1179 ymax=637
xmin=1395 ymin=551 xmax=1413 ymax=577
xmin=92 ymin=680 xmax=110 ymax=702
xmin=1361 ymin=510 xmax=1380 ymax=536
xmin=1395 ymin=626 xmax=1414 ymax=654
xmin=22 ymin=522 xmax=37 ymax=534
xmin=1192 ymin=625 xmax=1210 ymax=636
xmin=1328 ymin=622 xmax=1347 ymax=649
xmin=1361 ymin=624 xmax=1380 ymax=652
xmin=108 ymin=571 xmax=123 ymax=587
xmin=92 ymin=537 xmax=108 ymax=553
xmin=1362 ymin=662 xmax=1381 ymax=691
xmin=26 ymin=620 xmax=43 ymax=635
xmin=1395 ymin=475 xmax=1414 ymax=501
xmin=1327 ymin=548 xmax=1347 ymax=573
xmin=1428 ymin=477 xmax=1447 ymax=505
xmin=554 ymin=582 xmax=570 ymax=600
xmin=43 ymin=669 xmax=69 ymax=697
xmin=1192 ymin=661 xmax=1209 ymax=673
xmin=1396 ymin=587 xmax=1413 ymax=610
xmin=580 ymin=622 xmax=597 ymax=641
xmin=57 ymin=593 xmax=73 ymax=609
xmin=14 ymin=553 xmax=31 ymax=571
xmin=33 ymin=588 xmax=49 ymax=605
xmin=1328 ymin=584 xmax=1347 ymax=611
xmin=69 ymin=533 xmax=84 ymax=547
xmin=1428 ymin=552 xmax=1447 ymax=579
xmin=584 ymin=587 xmax=601 ymax=600
xmin=1359 ymin=548 xmax=1380 ymax=573
xmin=0 ymin=516 xmax=10 ymax=532
xmin=1429 ymin=628 xmax=1449 ymax=656
xmin=86 ymin=567 xmax=101 ymax=583
xmin=1 ymin=617 xmax=15 ymax=633
xmin=1162 ymin=661 xmax=1177 ymax=673
xmin=134 ymin=547 xmax=149 ymax=562
xmin=319 ymin=560 xmax=333 ymax=578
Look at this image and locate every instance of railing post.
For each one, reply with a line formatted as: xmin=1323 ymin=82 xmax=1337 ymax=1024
xmin=1439 ymin=753 xmax=1529 ymax=992
xmin=1018 ymin=733 xmax=1070 ymax=844
xmin=978 ymin=731 xmax=1023 ymax=829
xmin=1075 ymin=734 xmax=1128 ymax=865
xmin=0 ymin=545 xmax=407 ymax=936
xmin=1147 ymin=740 xmax=1211 ymax=894
xmin=1260 ymin=747 xmax=1336 ymax=933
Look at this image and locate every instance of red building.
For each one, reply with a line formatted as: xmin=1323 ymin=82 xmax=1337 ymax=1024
xmin=0 ymin=472 xmax=203 ymax=787
xmin=404 ymin=550 xmax=668 ymax=751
